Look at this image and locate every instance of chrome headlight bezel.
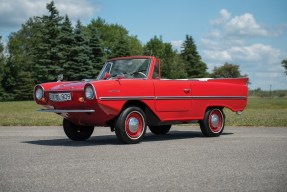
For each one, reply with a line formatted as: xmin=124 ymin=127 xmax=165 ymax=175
xmin=35 ymin=86 xmax=44 ymax=100
xmin=84 ymin=84 xmax=96 ymax=100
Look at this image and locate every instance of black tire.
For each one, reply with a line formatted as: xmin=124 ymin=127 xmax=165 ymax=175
xmin=63 ymin=118 xmax=94 ymax=141
xmin=199 ymin=108 xmax=225 ymax=137
xmin=115 ymin=106 xmax=147 ymax=144
xmin=149 ymin=125 xmax=171 ymax=135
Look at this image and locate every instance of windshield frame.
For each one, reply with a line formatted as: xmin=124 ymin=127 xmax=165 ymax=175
xmin=97 ymin=58 xmax=152 ymax=80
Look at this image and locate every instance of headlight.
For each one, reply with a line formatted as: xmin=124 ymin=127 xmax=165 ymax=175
xmin=35 ymin=87 xmax=44 ymax=100
xmin=85 ymin=85 xmax=95 ymax=100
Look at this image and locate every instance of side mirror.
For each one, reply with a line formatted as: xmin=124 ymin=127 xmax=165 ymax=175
xmin=104 ymin=72 xmax=110 ymax=80
xmin=57 ymin=74 xmax=63 ymax=82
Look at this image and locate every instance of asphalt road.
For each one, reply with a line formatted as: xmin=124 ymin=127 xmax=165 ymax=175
xmin=0 ymin=126 xmax=286 ymax=192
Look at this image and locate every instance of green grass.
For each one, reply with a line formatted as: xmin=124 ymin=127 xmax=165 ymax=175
xmin=0 ymin=101 xmax=62 ymax=126
xmin=0 ymin=98 xmax=286 ymax=127
xmin=225 ymin=98 xmax=287 ymax=127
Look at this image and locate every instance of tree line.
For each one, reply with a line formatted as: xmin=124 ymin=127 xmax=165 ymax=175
xmin=0 ymin=1 xmax=248 ymax=101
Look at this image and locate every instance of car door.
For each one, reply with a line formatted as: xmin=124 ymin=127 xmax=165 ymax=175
xmin=153 ymin=80 xmax=191 ymax=112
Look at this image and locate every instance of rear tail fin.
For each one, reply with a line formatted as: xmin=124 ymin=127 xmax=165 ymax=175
xmin=208 ymin=78 xmax=249 ymax=85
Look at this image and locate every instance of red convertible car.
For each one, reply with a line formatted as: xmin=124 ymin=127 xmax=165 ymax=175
xmin=34 ymin=56 xmax=248 ymax=144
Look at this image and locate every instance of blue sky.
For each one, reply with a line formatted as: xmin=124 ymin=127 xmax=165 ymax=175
xmin=0 ymin=0 xmax=287 ymax=90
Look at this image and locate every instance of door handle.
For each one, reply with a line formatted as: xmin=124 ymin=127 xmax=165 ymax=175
xmin=183 ymin=88 xmax=191 ymax=93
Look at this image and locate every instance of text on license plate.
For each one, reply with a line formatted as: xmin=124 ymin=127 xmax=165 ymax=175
xmin=49 ymin=93 xmax=71 ymax=102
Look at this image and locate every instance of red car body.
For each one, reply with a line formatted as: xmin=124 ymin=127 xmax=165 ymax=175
xmin=34 ymin=56 xmax=248 ymax=144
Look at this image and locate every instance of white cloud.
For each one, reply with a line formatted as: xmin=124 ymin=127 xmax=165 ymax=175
xmin=210 ymin=8 xmax=283 ymax=38
xmin=55 ymin=0 xmax=99 ymax=22
xmin=0 ymin=0 xmax=100 ymax=29
xmin=203 ymin=50 xmax=232 ymax=62
xmin=226 ymin=13 xmax=268 ymax=37
xmin=202 ymin=9 xmax=287 ymax=90
xmin=230 ymin=44 xmax=281 ymax=63
xmin=211 ymin=9 xmax=231 ymax=26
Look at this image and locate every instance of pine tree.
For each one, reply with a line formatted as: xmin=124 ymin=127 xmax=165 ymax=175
xmin=0 ymin=35 xmax=6 ymax=100
xmin=13 ymin=71 xmax=35 ymax=100
xmin=89 ymin=27 xmax=105 ymax=77
xmin=2 ymin=57 xmax=17 ymax=100
xmin=3 ymin=17 xmax=41 ymax=100
xmin=282 ymin=59 xmax=287 ymax=75
xmin=67 ymin=20 xmax=93 ymax=80
xmin=59 ymin=15 xmax=75 ymax=80
xmin=110 ymin=36 xmax=131 ymax=58
xmin=33 ymin=1 xmax=63 ymax=83
xmin=180 ymin=35 xmax=207 ymax=78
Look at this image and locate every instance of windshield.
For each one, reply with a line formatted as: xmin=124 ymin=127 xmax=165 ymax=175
xmin=97 ymin=58 xmax=151 ymax=80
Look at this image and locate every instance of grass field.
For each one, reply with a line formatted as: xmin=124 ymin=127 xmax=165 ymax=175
xmin=225 ymin=98 xmax=287 ymax=127
xmin=0 ymin=98 xmax=286 ymax=127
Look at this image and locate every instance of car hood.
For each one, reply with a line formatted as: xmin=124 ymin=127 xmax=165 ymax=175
xmin=49 ymin=81 xmax=87 ymax=92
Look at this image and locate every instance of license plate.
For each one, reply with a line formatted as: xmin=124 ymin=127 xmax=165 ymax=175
xmin=49 ymin=93 xmax=71 ymax=102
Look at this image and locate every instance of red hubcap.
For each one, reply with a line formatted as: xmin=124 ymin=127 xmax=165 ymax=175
xmin=208 ymin=110 xmax=223 ymax=133
xmin=125 ymin=111 xmax=144 ymax=139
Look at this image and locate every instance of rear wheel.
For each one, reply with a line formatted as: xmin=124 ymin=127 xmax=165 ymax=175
xmin=149 ymin=125 xmax=171 ymax=135
xmin=63 ymin=119 xmax=94 ymax=141
xmin=115 ymin=106 xmax=147 ymax=144
xmin=200 ymin=108 xmax=225 ymax=137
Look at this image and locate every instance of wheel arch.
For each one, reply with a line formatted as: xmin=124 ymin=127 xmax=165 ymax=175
xmin=204 ymin=105 xmax=224 ymax=112
xmin=122 ymin=100 xmax=161 ymax=126
xmin=105 ymin=100 xmax=160 ymax=129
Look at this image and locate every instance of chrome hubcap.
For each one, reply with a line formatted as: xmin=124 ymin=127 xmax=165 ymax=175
xmin=128 ymin=117 xmax=140 ymax=133
xmin=211 ymin=114 xmax=219 ymax=127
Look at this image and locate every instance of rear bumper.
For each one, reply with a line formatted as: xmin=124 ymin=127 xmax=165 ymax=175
xmin=38 ymin=109 xmax=95 ymax=113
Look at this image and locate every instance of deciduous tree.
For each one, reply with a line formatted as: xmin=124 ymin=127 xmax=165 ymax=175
xmin=210 ymin=63 xmax=245 ymax=78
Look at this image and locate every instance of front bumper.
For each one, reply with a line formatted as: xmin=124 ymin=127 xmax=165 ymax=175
xmin=38 ymin=109 xmax=95 ymax=113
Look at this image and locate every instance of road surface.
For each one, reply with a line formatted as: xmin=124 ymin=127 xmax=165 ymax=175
xmin=0 ymin=126 xmax=286 ymax=192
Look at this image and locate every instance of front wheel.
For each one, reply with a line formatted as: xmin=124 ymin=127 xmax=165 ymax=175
xmin=199 ymin=108 xmax=225 ymax=137
xmin=63 ymin=119 xmax=94 ymax=141
xmin=115 ymin=106 xmax=147 ymax=144
xmin=149 ymin=125 xmax=171 ymax=135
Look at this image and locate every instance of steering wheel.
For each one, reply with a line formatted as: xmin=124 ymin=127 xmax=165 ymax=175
xmin=132 ymin=71 xmax=147 ymax=78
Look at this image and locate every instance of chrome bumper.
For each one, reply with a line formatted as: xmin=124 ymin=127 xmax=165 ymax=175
xmin=38 ymin=109 xmax=95 ymax=113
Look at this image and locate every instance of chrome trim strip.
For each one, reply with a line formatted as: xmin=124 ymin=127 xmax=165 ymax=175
xmin=46 ymin=90 xmax=83 ymax=92
xmin=156 ymin=96 xmax=191 ymax=100
xmin=38 ymin=109 xmax=95 ymax=113
xmin=99 ymin=96 xmax=247 ymax=101
xmin=100 ymin=96 xmax=155 ymax=101
xmin=188 ymin=96 xmax=247 ymax=100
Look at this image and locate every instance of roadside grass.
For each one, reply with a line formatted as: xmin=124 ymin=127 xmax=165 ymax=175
xmin=225 ymin=97 xmax=287 ymax=127
xmin=0 ymin=98 xmax=286 ymax=127
xmin=0 ymin=101 xmax=62 ymax=126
